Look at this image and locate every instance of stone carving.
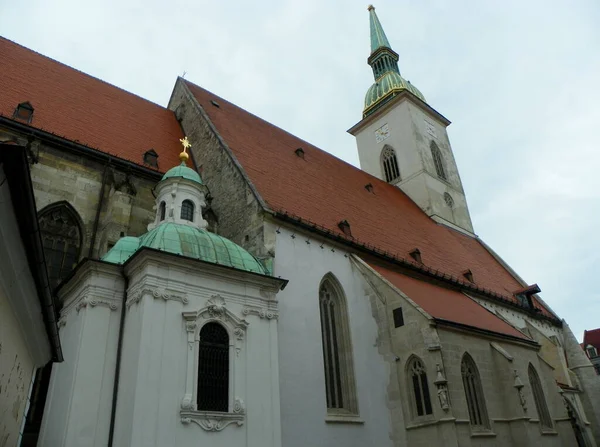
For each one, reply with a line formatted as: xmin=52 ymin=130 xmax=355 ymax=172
xmin=234 ymin=326 xmax=245 ymax=341
xmin=76 ymin=298 xmax=118 ymax=312
xmin=180 ymin=411 xmax=244 ymax=431
xmin=242 ymin=306 xmax=278 ymax=320
xmin=207 ymin=295 xmax=227 ymax=318
xmin=126 ymin=291 xmax=143 ymax=308
xmin=152 ymin=288 xmax=189 ymax=305
xmin=233 ymin=398 xmax=245 ymax=414
xmin=185 ymin=321 xmax=197 ymax=333
xmin=434 ymin=363 xmax=450 ymax=412
xmin=513 ymin=370 xmax=527 ymax=412
xmin=181 ymin=395 xmax=193 ymax=410
xmin=57 ymin=318 xmax=67 ymax=328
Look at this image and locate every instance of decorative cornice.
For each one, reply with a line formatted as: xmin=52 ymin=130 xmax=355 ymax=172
xmin=126 ymin=287 xmax=189 ymax=308
xmin=76 ymin=298 xmax=118 ymax=312
xmin=242 ymin=306 xmax=278 ymax=320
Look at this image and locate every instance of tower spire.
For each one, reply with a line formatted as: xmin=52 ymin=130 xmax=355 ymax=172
xmin=368 ymin=5 xmax=391 ymax=53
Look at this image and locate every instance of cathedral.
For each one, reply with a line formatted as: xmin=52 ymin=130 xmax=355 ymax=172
xmin=0 ymin=6 xmax=599 ymax=447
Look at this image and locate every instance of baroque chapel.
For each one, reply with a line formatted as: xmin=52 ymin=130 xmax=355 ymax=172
xmin=0 ymin=6 xmax=599 ymax=447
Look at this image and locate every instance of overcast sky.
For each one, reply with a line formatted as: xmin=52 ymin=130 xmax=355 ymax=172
xmin=2 ymin=0 xmax=599 ymax=341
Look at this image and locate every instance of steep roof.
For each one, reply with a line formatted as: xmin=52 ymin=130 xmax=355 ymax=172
xmin=185 ymin=80 xmax=555 ymax=319
xmin=0 ymin=37 xmax=183 ymax=171
xmin=583 ymin=328 xmax=600 ymax=349
xmin=367 ymin=262 xmax=530 ymax=341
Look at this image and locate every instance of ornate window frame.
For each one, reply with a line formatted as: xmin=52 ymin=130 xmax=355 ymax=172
xmin=381 ymin=145 xmax=401 ymax=183
xmin=181 ymin=295 xmax=248 ymax=431
xmin=430 ymin=141 xmax=447 ymax=181
xmin=406 ymin=355 xmax=434 ymax=420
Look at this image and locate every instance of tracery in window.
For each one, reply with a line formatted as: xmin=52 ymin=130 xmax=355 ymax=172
xmin=407 ymin=356 xmax=433 ymax=417
xmin=430 ymin=141 xmax=447 ymax=181
xmin=159 ymin=201 xmax=166 ymax=221
xmin=381 ymin=145 xmax=401 ymax=183
xmin=444 ymin=192 xmax=454 ymax=208
xmin=319 ymin=274 xmax=358 ymax=415
xmin=38 ymin=202 xmax=82 ymax=287
xmin=528 ymin=364 xmax=553 ymax=429
xmin=197 ymin=322 xmax=229 ymax=412
xmin=181 ymin=199 xmax=194 ymax=222
xmin=461 ymin=354 xmax=490 ymax=430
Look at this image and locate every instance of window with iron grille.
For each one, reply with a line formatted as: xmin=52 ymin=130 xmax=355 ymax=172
xmin=430 ymin=141 xmax=447 ymax=181
xmin=318 ymin=275 xmax=358 ymax=415
xmin=181 ymin=199 xmax=194 ymax=222
xmin=408 ymin=356 xmax=433 ymax=417
xmin=381 ymin=145 xmax=401 ymax=183
xmin=38 ymin=202 xmax=82 ymax=287
xmin=159 ymin=201 xmax=166 ymax=221
xmin=461 ymin=354 xmax=490 ymax=430
xmin=528 ymin=364 xmax=553 ymax=429
xmin=197 ymin=322 xmax=229 ymax=412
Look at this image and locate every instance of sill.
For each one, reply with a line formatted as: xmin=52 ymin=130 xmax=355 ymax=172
xmin=180 ymin=410 xmax=245 ymax=432
xmin=541 ymin=429 xmax=558 ymax=436
xmin=325 ymin=414 xmax=364 ymax=424
xmin=470 ymin=430 xmax=496 ymax=438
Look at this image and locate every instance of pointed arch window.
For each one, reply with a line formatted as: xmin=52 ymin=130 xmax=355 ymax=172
xmin=528 ymin=364 xmax=553 ymax=429
xmin=461 ymin=354 xmax=490 ymax=430
xmin=318 ymin=275 xmax=358 ymax=416
xmin=407 ymin=356 xmax=433 ymax=417
xmin=381 ymin=145 xmax=401 ymax=183
xmin=197 ymin=322 xmax=229 ymax=412
xmin=159 ymin=201 xmax=166 ymax=221
xmin=181 ymin=199 xmax=194 ymax=222
xmin=430 ymin=141 xmax=447 ymax=181
xmin=38 ymin=202 xmax=82 ymax=287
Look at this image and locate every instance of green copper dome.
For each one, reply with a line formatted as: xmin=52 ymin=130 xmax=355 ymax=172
xmin=161 ymin=163 xmax=203 ymax=185
xmin=364 ymin=71 xmax=425 ymax=115
xmin=102 ymin=222 xmax=267 ymax=275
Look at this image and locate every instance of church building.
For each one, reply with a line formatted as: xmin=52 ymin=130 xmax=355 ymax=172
xmin=0 ymin=6 xmax=599 ymax=447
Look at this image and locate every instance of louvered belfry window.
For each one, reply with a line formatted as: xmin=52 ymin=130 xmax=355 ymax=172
xmin=381 ymin=145 xmax=401 ymax=183
xmin=430 ymin=141 xmax=447 ymax=180
xmin=408 ymin=357 xmax=433 ymax=417
xmin=461 ymin=354 xmax=490 ymax=430
xmin=39 ymin=203 xmax=82 ymax=287
xmin=528 ymin=364 xmax=553 ymax=429
xmin=197 ymin=323 xmax=229 ymax=412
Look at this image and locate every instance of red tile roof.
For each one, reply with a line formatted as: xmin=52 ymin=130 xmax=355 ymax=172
xmin=0 ymin=37 xmax=183 ymax=171
xmin=583 ymin=328 xmax=600 ymax=349
xmin=185 ymin=80 xmax=555 ymax=319
xmin=367 ymin=262 xmax=530 ymax=341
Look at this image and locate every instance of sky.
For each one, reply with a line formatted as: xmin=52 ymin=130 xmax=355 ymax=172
xmin=1 ymin=0 xmax=599 ymax=341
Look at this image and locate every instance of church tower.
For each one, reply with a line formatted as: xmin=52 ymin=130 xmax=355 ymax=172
xmin=348 ymin=6 xmax=474 ymax=234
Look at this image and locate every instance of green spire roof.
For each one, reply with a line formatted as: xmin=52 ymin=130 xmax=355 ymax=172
xmin=161 ymin=162 xmax=203 ymax=184
xmin=102 ymin=222 xmax=268 ymax=275
xmin=368 ymin=5 xmax=391 ymax=53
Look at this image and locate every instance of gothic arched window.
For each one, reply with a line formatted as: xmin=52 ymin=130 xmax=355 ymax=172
xmin=318 ymin=274 xmax=358 ymax=415
xmin=528 ymin=364 xmax=553 ymax=429
xmin=197 ymin=322 xmax=229 ymax=412
xmin=461 ymin=354 xmax=490 ymax=430
xmin=381 ymin=145 xmax=401 ymax=183
xmin=407 ymin=356 xmax=433 ymax=417
xmin=181 ymin=199 xmax=194 ymax=222
xmin=38 ymin=202 xmax=82 ymax=287
xmin=159 ymin=201 xmax=166 ymax=221
xmin=430 ymin=141 xmax=447 ymax=181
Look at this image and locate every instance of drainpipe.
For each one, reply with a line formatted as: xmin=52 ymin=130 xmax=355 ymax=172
xmin=107 ymin=268 xmax=128 ymax=447
xmin=88 ymin=158 xmax=111 ymax=258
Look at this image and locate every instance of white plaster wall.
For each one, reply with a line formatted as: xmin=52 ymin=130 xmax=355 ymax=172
xmin=273 ymin=224 xmax=393 ymax=447
xmin=0 ymin=164 xmax=51 ymax=446
xmin=149 ymin=178 xmax=208 ymax=230
xmin=114 ymin=253 xmax=282 ymax=447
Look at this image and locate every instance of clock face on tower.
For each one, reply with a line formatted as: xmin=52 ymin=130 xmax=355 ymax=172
xmin=374 ymin=123 xmax=390 ymax=143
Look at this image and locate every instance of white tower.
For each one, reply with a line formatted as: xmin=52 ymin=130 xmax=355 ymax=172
xmin=348 ymin=6 xmax=474 ymax=234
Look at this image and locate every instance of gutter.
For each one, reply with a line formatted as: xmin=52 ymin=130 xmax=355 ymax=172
xmin=107 ymin=267 xmax=128 ymax=447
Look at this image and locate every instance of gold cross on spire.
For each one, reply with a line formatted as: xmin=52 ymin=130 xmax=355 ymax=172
xmin=178 ymin=136 xmax=191 ymax=164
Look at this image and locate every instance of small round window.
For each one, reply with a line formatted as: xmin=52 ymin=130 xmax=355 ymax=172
xmin=444 ymin=192 xmax=454 ymax=208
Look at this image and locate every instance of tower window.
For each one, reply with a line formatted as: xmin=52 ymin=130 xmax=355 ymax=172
xmin=408 ymin=356 xmax=433 ymax=418
xmin=586 ymin=345 xmax=598 ymax=358
xmin=159 ymin=201 xmax=166 ymax=221
xmin=528 ymin=364 xmax=553 ymax=429
xmin=430 ymin=141 xmax=447 ymax=181
xmin=38 ymin=202 xmax=82 ymax=287
xmin=461 ymin=353 xmax=490 ymax=430
xmin=197 ymin=322 xmax=229 ymax=412
xmin=319 ymin=275 xmax=358 ymax=415
xmin=444 ymin=192 xmax=454 ymax=208
xmin=181 ymin=200 xmax=194 ymax=222
xmin=13 ymin=101 xmax=34 ymax=123
xmin=381 ymin=145 xmax=401 ymax=182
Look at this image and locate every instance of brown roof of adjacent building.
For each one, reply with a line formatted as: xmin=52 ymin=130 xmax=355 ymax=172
xmin=184 ymin=80 xmax=556 ymax=319
xmin=0 ymin=37 xmax=183 ymax=171
xmin=367 ymin=262 xmax=531 ymax=341
xmin=583 ymin=328 xmax=600 ymax=349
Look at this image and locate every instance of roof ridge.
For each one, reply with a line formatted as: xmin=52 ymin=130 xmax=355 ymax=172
xmin=0 ymin=35 xmax=171 ymax=111
xmin=183 ymin=79 xmax=392 ymax=187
